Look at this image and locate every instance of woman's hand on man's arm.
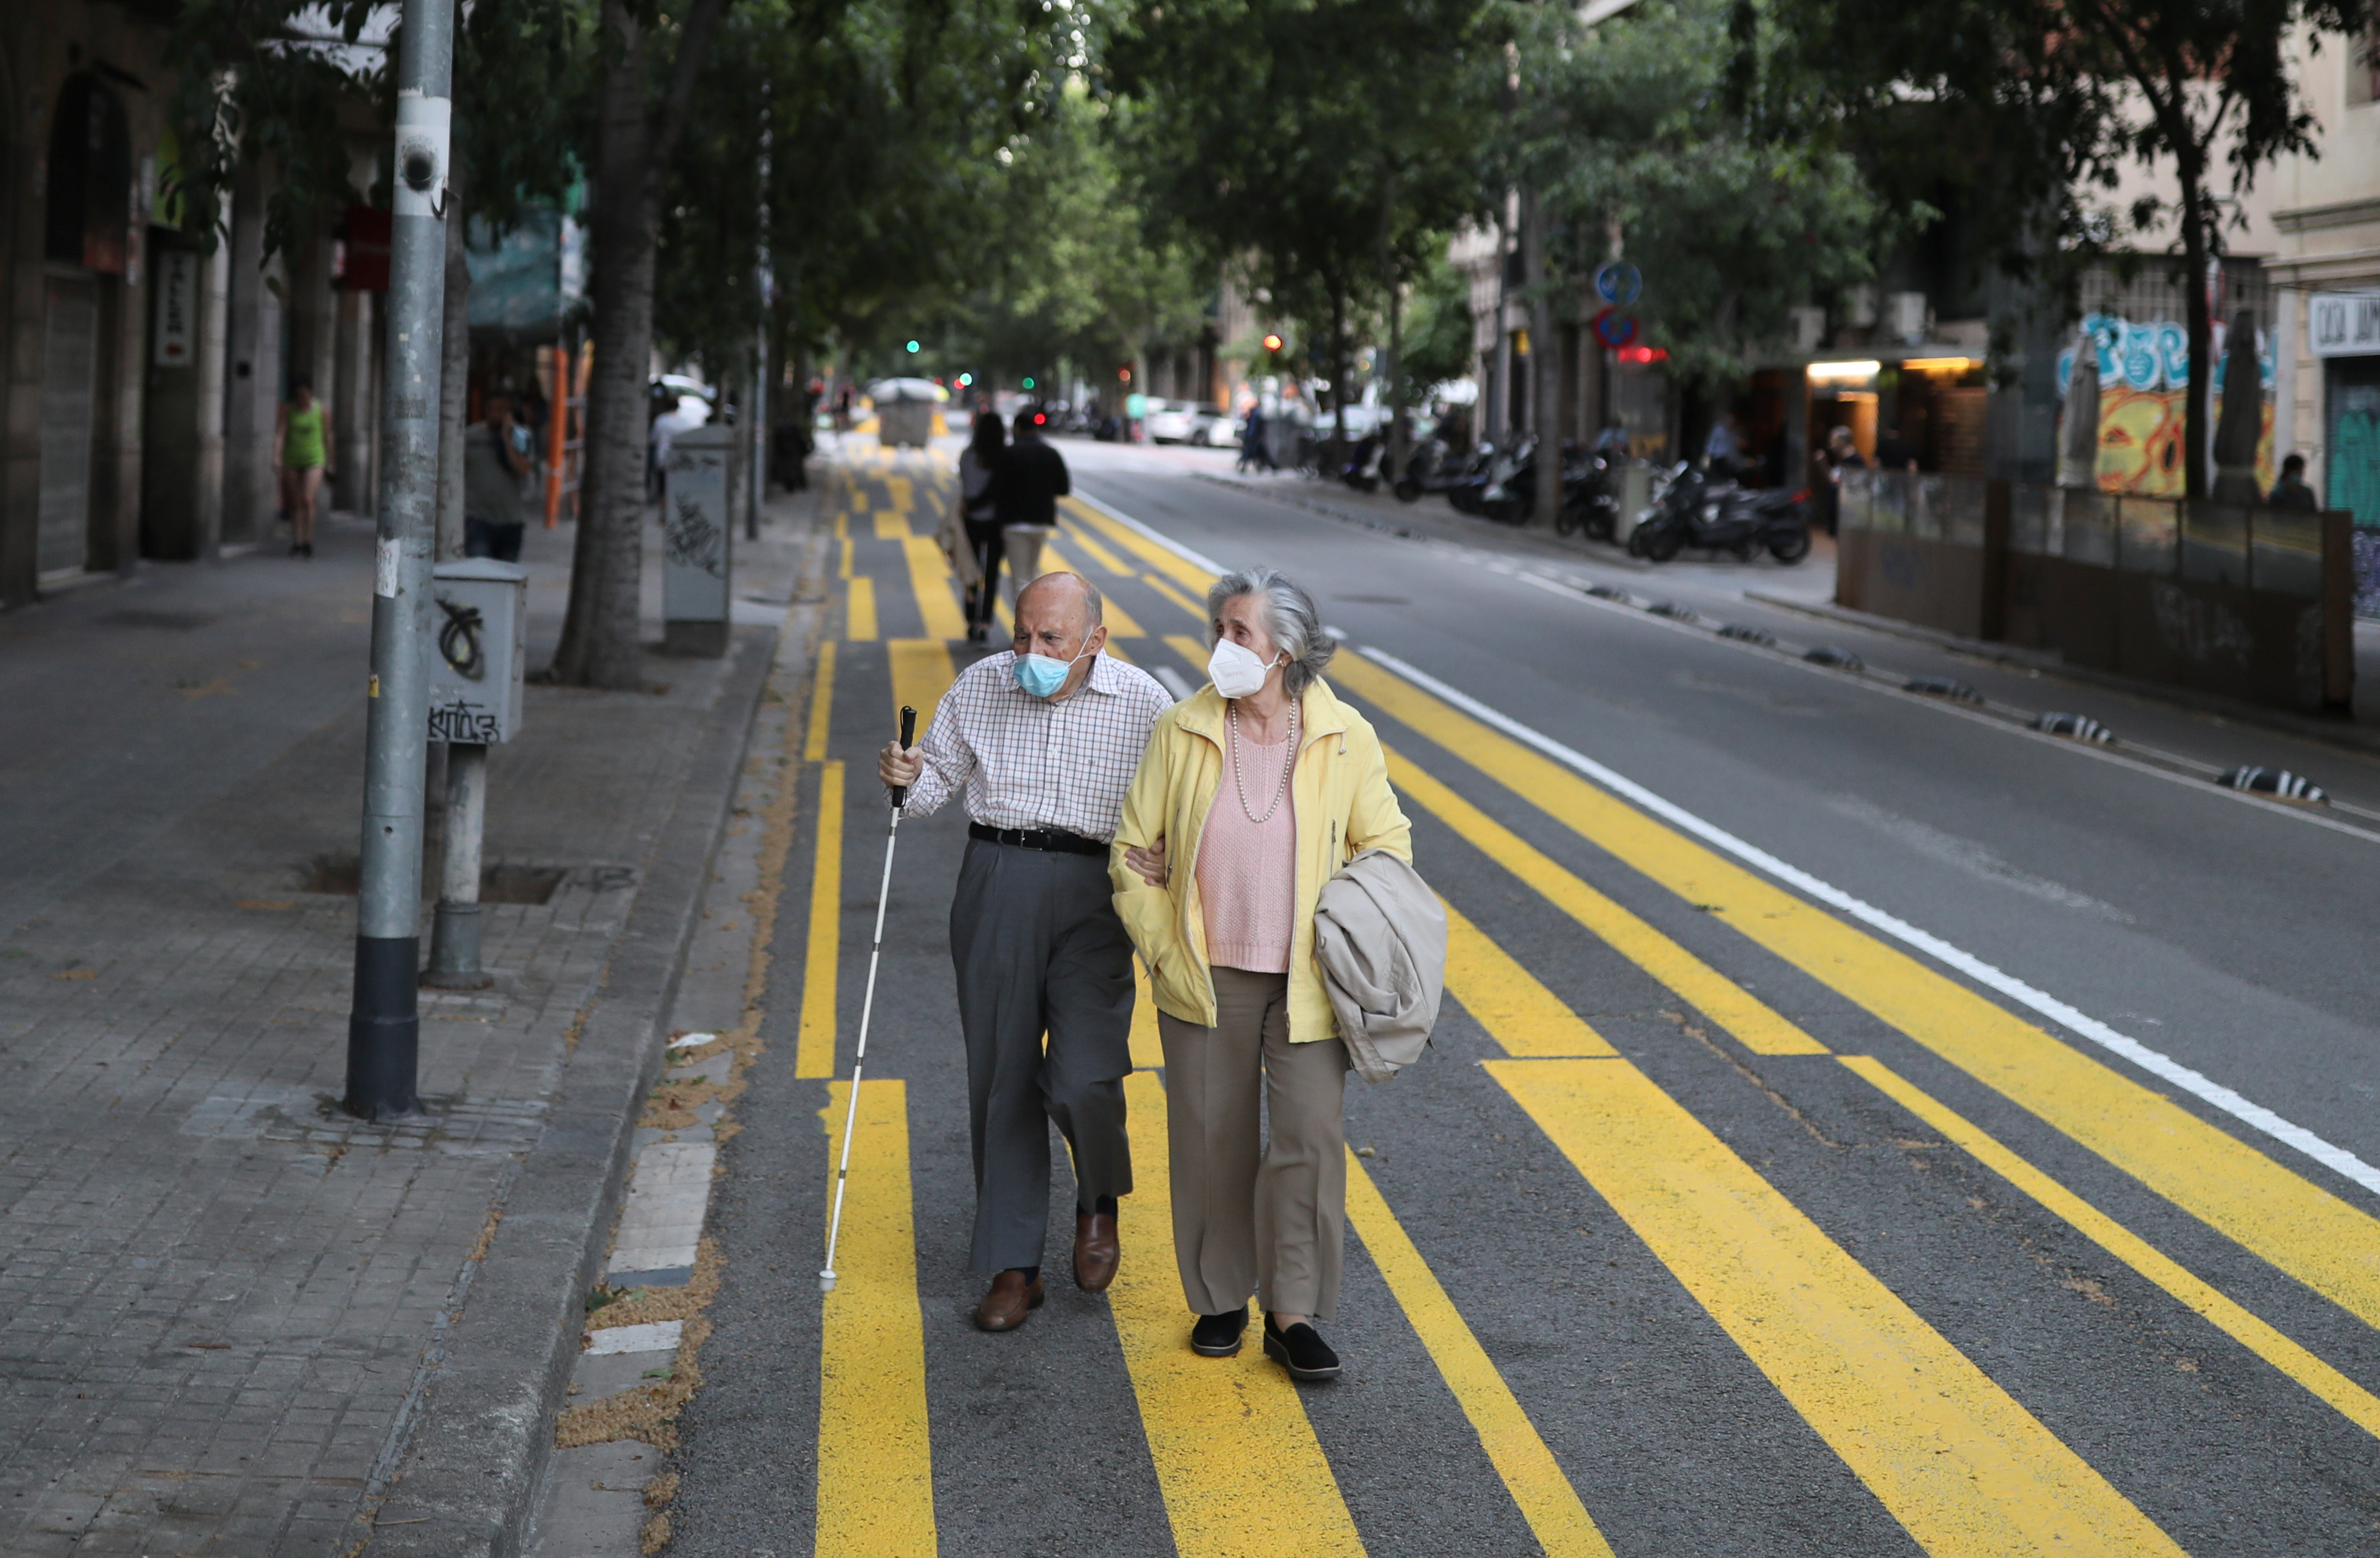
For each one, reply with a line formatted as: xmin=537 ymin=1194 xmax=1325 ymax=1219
xmin=1123 ymin=838 xmax=1168 ymax=888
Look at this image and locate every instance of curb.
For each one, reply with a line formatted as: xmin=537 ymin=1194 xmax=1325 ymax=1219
xmin=362 ymin=619 xmax=782 ymax=1557
xmin=1745 ymin=591 xmax=2380 ymax=762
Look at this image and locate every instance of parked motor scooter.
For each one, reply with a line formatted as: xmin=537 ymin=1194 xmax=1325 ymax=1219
xmin=1340 ymin=433 xmax=1386 ymax=493
xmin=1554 ymin=449 xmax=1621 ymax=540
xmin=1627 ymin=463 xmax=1812 ymax=563
xmin=1476 ymin=436 xmax=1537 ymax=525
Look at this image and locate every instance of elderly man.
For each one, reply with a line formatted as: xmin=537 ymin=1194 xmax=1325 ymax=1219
xmin=880 ymin=571 xmax=1173 ymax=1331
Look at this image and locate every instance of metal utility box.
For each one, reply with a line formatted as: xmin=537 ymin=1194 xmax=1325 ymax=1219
xmin=664 ymin=423 xmax=734 ymax=656
xmin=425 ymin=558 xmax=529 ymax=743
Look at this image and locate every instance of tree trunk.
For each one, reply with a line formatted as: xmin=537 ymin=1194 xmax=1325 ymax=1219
xmin=1327 ymin=282 xmax=1349 ymax=478
xmin=2178 ymin=156 xmax=2211 ymax=503
xmin=1523 ymin=183 xmax=1560 ymax=529
xmin=552 ymin=0 xmax=657 ymax=689
xmin=1387 ymin=272 xmax=1408 ymax=482
xmin=435 ymin=163 xmax=470 ymax=562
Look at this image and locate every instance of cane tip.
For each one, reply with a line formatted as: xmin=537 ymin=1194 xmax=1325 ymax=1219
xmin=819 ymin=1270 xmax=837 ymax=1294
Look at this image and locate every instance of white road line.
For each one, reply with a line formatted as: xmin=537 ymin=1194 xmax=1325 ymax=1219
xmin=1359 ymin=644 xmax=2380 ymax=1200
xmin=1150 ymin=664 xmax=1194 ymax=702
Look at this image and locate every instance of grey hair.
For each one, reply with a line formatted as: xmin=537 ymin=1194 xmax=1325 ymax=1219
xmin=1207 ymin=567 xmax=1334 ymax=696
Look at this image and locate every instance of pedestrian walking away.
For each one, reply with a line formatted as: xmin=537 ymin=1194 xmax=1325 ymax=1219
xmin=986 ymin=405 xmax=1071 ymax=601
xmin=275 ymin=376 xmax=331 ymax=557
xmin=955 ymin=410 xmax=1007 ymax=643
xmin=878 ymin=571 xmax=1173 ymax=1332
xmin=463 ymin=392 xmax=531 ymax=561
xmin=1111 ymin=566 xmax=1413 ymax=1381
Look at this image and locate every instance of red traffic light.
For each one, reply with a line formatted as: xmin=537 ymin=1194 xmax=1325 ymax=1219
xmin=1033 ymin=412 xmax=1046 ymax=425
xmin=1262 ymin=333 xmax=1285 ymax=353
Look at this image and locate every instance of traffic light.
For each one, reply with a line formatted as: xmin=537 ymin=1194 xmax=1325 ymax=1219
xmin=957 ymin=372 xmax=974 ymax=387
xmin=1262 ymin=332 xmax=1285 ymax=354
xmin=905 ymin=339 xmax=920 ymax=353
xmin=1022 ymin=376 xmax=1035 ymax=390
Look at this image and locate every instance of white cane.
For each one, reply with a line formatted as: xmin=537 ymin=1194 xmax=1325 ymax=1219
xmin=821 ymin=703 xmax=916 ymax=1295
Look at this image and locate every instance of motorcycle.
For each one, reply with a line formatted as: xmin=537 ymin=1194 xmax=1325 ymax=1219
xmin=1472 ymin=436 xmax=1537 ymax=525
xmin=1554 ymin=450 xmax=1621 ymax=541
xmin=1340 ymin=433 xmax=1386 ymax=494
xmin=1393 ymin=436 xmax=1462 ymax=501
xmin=1627 ymin=462 xmax=1812 ymax=564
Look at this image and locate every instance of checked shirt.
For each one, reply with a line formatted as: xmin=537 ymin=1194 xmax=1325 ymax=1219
xmin=904 ymin=650 xmax=1173 ymax=842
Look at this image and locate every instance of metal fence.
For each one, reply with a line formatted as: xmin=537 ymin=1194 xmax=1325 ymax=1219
xmin=1839 ymin=469 xmax=2331 ymax=600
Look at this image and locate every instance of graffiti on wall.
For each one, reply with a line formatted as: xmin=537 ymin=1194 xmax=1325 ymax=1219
xmin=2056 ymin=314 xmax=2276 ymax=497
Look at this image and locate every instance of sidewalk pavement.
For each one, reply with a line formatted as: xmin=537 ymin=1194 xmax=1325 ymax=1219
xmin=0 ymin=491 xmax=811 ymax=1556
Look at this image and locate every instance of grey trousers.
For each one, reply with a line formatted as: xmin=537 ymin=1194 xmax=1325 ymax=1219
xmin=949 ymin=837 xmax=1136 ymax=1274
xmin=1157 ymin=967 xmax=1351 ymax=1321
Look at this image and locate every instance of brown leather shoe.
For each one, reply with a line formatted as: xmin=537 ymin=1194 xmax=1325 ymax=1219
xmin=974 ymin=1269 xmax=1045 ymax=1331
xmin=1073 ymin=1211 xmax=1119 ymax=1293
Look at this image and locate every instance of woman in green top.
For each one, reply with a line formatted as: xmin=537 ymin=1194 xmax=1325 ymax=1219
xmin=275 ymin=376 xmax=333 ymax=557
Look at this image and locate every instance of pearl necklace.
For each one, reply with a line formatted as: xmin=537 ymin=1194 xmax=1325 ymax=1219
xmin=1228 ymin=700 xmax=1298 ymax=824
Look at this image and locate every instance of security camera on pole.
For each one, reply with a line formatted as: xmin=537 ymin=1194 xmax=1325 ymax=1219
xmin=345 ymin=0 xmax=455 ymax=1121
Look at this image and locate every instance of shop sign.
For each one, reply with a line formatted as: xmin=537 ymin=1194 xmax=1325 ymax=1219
xmin=2308 ymin=291 xmax=2380 ymax=358
xmin=154 ymin=250 xmax=197 ymax=367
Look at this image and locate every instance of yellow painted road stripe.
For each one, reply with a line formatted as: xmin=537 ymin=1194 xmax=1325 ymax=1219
xmin=1444 ymin=900 xmax=1616 ymax=1057
xmin=1110 ymin=1070 xmax=1365 ymax=1557
xmin=1844 ymin=1054 xmax=2380 ymax=1442
xmin=816 ymin=1077 xmax=936 ymax=1557
xmin=884 ymin=474 xmax=914 ymax=524
xmin=901 ymin=535 xmax=970 ymax=641
xmin=805 ymin=641 xmax=837 ymax=762
xmin=889 ymin=639 xmax=956 ymax=738
xmin=1493 ymin=1058 xmax=2184 ymax=1558
xmin=1343 ymin=1154 xmax=1615 ymax=1558
xmin=846 ymin=576 xmax=877 ymax=641
xmin=1387 ymin=748 xmax=1827 ymax=1056
xmin=1163 ymin=634 xmax=1210 ymax=675
xmin=1144 ymin=571 xmax=1211 ymax=622
xmin=1129 ymin=959 xmax=1163 ymax=1070
xmin=1334 ymin=653 xmax=2380 ymax=1333
xmin=1041 ymin=543 xmax=1149 ymax=637
xmin=1064 ymin=497 xmax=1219 ymax=595
xmin=872 ymin=509 xmax=910 ymax=540
xmin=797 ymin=762 xmax=845 ymax=1080
xmin=1057 ymin=521 xmax=1132 ymax=578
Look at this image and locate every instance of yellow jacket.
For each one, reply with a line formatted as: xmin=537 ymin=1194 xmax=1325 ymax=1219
xmin=1110 ymin=677 xmax=1412 ymax=1042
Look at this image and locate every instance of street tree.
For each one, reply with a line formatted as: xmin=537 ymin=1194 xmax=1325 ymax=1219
xmin=1104 ymin=0 xmax=1497 ymax=467
xmin=1499 ymin=0 xmax=1886 ymax=457
xmin=1763 ymin=0 xmax=2379 ymax=498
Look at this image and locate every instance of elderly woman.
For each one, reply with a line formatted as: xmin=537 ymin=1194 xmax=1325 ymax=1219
xmin=1110 ymin=567 xmax=1411 ymax=1379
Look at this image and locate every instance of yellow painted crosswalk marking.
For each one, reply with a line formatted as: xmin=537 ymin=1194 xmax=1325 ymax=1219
xmin=1144 ymin=572 xmax=1211 ymax=622
xmin=1335 ymin=653 xmax=2380 ymax=1336
xmin=1494 ymin=1058 xmax=2184 ymax=1556
xmin=872 ymin=509 xmax=910 ymax=540
xmin=1163 ymin=634 xmax=1210 ymax=674
xmin=1041 ymin=543 xmax=1148 ymax=637
xmin=1443 ymin=900 xmax=1616 ymax=1057
xmin=816 ymin=1078 xmax=937 ymax=1557
xmin=1387 ymin=748 xmax=1827 ymax=1056
xmin=1844 ymin=1054 xmax=2380 ymax=1442
xmin=846 ymin=576 xmax=878 ymax=641
xmin=797 ymin=762 xmax=844 ymax=1080
xmin=1110 ymin=1071 xmax=1365 ymax=1557
xmin=901 ymin=536 xmax=970 ymax=640
xmin=805 ymin=641 xmax=837 ymax=762
xmin=1057 ymin=522 xmax=1132 ymax=578
xmin=1063 ymin=498 xmax=1219 ymax=596
xmin=1343 ymin=1155 xmax=1616 ymax=1558
xmin=889 ymin=639 xmax=955 ymax=738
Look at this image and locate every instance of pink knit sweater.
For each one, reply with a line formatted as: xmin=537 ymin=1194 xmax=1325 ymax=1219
xmin=1196 ymin=722 xmax=1298 ymax=974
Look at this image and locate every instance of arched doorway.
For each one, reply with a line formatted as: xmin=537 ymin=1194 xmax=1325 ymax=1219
xmin=38 ymin=73 xmax=131 ymax=581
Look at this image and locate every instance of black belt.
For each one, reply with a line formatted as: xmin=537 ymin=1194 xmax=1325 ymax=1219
xmin=970 ymin=823 xmax=1108 ymax=857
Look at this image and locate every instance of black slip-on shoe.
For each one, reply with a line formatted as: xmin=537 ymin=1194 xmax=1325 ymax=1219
xmin=1189 ymin=1309 xmax=1249 ymax=1357
xmin=1263 ymin=1315 xmax=1341 ymax=1380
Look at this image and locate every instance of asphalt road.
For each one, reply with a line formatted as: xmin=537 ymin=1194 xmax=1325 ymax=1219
xmin=661 ymin=438 xmax=2380 ymax=1557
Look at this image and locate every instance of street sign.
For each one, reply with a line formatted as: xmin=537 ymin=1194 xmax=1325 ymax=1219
xmin=1591 ymin=308 xmax=1639 ymax=350
xmin=1593 ymin=262 xmax=1643 ymax=307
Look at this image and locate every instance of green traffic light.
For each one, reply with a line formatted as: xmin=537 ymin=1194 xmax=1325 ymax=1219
xmin=906 ymin=340 xmax=920 ymax=353
xmin=1022 ymin=376 xmax=1035 ymax=390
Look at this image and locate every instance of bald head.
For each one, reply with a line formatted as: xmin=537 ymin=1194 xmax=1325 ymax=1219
xmin=1015 ymin=570 xmax=1103 ymax=629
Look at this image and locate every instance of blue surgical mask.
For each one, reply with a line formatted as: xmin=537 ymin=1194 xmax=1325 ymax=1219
xmin=1012 ymin=645 xmax=1092 ymax=698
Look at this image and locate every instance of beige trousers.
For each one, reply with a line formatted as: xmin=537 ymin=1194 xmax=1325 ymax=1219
xmin=1157 ymin=967 xmax=1350 ymax=1321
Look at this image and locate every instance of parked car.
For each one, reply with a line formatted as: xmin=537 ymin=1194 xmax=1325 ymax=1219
xmin=1193 ymin=409 xmax=1241 ymax=448
xmin=1143 ymin=399 xmax=1202 ymax=443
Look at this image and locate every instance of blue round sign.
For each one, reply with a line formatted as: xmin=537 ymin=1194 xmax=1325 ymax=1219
xmin=1594 ymin=262 xmax=1643 ymax=307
